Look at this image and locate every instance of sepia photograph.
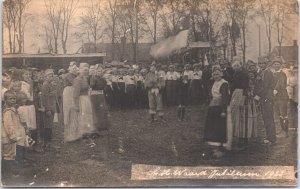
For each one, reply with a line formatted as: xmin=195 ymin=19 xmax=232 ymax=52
xmin=1 ymin=0 xmax=298 ymax=187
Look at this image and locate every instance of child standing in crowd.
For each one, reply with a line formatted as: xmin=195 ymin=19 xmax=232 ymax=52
xmin=41 ymin=69 xmax=57 ymax=149
xmin=2 ymin=90 xmax=28 ymax=176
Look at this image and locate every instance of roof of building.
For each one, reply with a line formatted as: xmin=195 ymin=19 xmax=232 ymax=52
xmin=271 ymin=46 xmax=298 ymax=63
xmin=3 ymin=53 xmax=106 ymax=59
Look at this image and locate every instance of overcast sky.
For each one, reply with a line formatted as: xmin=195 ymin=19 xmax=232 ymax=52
xmin=2 ymin=0 xmax=298 ymax=61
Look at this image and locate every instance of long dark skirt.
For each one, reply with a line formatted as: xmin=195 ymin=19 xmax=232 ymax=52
xmin=111 ymin=82 xmax=119 ymax=108
xmin=126 ymin=84 xmax=137 ymax=108
xmin=204 ymin=106 xmax=227 ymax=143
xmin=104 ymin=85 xmax=113 ymax=108
xmin=166 ymin=80 xmax=178 ymax=106
xmin=136 ymin=81 xmax=145 ymax=108
xmin=161 ymin=87 xmax=167 ymax=106
xmin=190 ymin=79 xmax=204 ymax=105
xmin=90 ymin=92 xmax=109 ymax=131
xmin=177 ymin=83 xmax=189 ymax=106
xmin=117 ymin=82 xmax=126 ymax=109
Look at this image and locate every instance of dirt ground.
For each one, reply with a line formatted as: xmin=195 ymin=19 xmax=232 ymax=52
xmin=1 ymin=105 xmax=298 ymax=187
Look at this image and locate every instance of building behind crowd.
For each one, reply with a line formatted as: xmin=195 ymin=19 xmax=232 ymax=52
xmin=269 ymin=40 xmax=298 ymax=65
xmin=2 ymin=53 xmax=106 ymax=69
xmin=83 ymin=42 xmax=152 ymax=63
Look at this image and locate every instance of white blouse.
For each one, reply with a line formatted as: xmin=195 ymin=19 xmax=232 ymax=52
xmin=124 ymin=75 xmax=136 ymax=85
xmin=191 ymin=71 xmax=203 ymax=80
xmin=166 ymin=71 xmax=180 ymax=80
xmin=183 ymin=70 xmax=194 ymax=80
xmin=21 ymin=81 xmax=33 ymax=101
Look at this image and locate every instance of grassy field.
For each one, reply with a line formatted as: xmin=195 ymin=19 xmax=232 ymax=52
xmin=2 ymin=105 xmax=297 ymax=187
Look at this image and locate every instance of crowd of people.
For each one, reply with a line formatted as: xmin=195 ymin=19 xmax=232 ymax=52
xmin=2 ymin=55 xmax=298 ymax=175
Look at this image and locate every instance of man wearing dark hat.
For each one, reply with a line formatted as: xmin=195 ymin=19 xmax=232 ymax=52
xmin=272 ymin=57 xmax=289 ymax=137
xmin=254 ymin=56 xmax=276 ymax=144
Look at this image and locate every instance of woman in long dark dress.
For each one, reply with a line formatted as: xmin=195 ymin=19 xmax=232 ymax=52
xmin=124 ymin=69 xmax=137 ymax=108
xmin=204 ymin=66 xmax=230 ymax=158
xmin=90 ymin=66 xmax=109 ymax=132
xmin=117 ymin=69 xmax=126 ymax=109
xmin=110 ymin=69 xmax=119 ymax=109
xmin=165 ymin=65 xmax=180 ymax=106
xmin=230 ymin=60 xmax=249 ymax=148
xmin=190 ymin=63 xmax=204 ymax=105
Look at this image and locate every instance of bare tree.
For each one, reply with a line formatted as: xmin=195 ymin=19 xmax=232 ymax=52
xmin=3 ymin=0 xmax=31 ymax=53
xmin=59 ymin=0 xmax=78 ymax=54
xmin=191 ymin=0 xmax=224 ymax=62
xmin=44 ymin=0 xmax=62 ymax=54
xmin=144 ymin=0 xmax=163 ymax=44
xmin=3 ymin=0 xmax=17 ymax=53
xmin=159 ymin=0 xmax=187 ymax=37
xmin=222 ymin=0 xmax=241 ymax=57
xmin=15 ymin=0 xmax=31 ymax=53
xmin=229 ymin=0 xmax=255 ymax=63
xmin=117 ymin=0 xmax=147 ymax=63
xmin=44 ymin=0 xmax=77 ymax=54
xmin=101 ymin=0 xmax=119 ymax=60
xmin=42 ymin=25 xmax=54 ymax=53
xmin=80 ymin=0 xmax=104 ymax=52
xmin=259 ymin=0 xmax=276 ymax=53
xmin=274 ymin=0 xmax=294 ymax=56
xmin=115 ymin=6 xmax=130 ymax=61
